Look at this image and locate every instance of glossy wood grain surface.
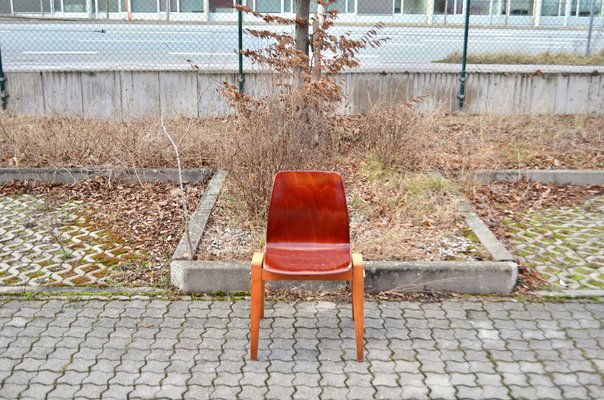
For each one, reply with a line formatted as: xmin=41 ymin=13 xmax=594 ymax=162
xmin=264 ymin=171 xmax=352 ymax=275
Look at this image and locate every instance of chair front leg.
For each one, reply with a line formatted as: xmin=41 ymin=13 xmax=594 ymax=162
xmin=250 ymin=252 xmax=264 ymax=361
xmin=352 ymin=253 xmax=364 ymax=362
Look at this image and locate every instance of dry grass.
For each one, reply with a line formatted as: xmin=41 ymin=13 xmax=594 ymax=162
xmin=0 ymin=113 xmax=232 ymax=169
xmin=440 ymin=49 xmax=604 ymax=65
xmin=2 ymin=113 xmax=601 ymax=174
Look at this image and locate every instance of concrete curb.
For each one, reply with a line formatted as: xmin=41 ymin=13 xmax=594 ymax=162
xmin=0 ymin=167 xmax=213 ymax=184
xmin=171 ymin=170 xmax=228 ymax=265
xmin=170 ymin=173 xmax=518 ymax=295
xmin=474 ymin=169 xmax=604 ymax=186
xmin=172 ymin=260 xmax=517 ymax=294
xmin=536 ymin=290 xmax=604 ymax=299
xmin=0 ymin=286 xmax=168 ymax=295
xmin=459 ymin=200 xmax=515 ymax=262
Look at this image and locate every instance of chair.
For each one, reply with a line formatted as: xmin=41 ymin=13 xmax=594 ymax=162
xmin=250 ymin=171 xmax=364 ymax=361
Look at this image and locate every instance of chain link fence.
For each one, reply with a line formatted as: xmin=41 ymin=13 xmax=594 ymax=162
xmin=0 ymin=0 xmax=602 ymax=72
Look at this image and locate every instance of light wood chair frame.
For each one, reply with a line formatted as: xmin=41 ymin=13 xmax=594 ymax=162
xmin=250 ymin=252 xmax=365 ymax=361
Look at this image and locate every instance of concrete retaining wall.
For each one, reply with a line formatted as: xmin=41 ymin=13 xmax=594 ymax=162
xmin=5 ymin=65 xmax=603 ymax=118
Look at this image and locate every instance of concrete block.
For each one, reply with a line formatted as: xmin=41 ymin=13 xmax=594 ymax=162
xmin=42 ymin=71 xmax=83 ymax=116
xmin=159 ymin=71 xmax=198 ymax=117
xmin=474 ymin=169 xmax=604 ymax=186
xmin=459 ymin=200 xmax=515 ymax=262
xmin=170 ymin=259 xmax=517 ymax=294
xmin=172 ymin=170 xmax=227 ymax=261
xmin=81 ymin=71 xmax=122 ymax=119
xmin=0 ymin=167 xmax=212 ymax=184
xmin=120 ymin=71 xmax=160 ymax=118
xmin=5 ymin=72 xmax=44 ymax=115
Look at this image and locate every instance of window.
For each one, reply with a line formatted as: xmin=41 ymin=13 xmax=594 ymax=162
xmin=256 ymin=0 xmax=281 ymax=13
xmin=159 ymin=0 xmax=179 ymax=12
xmin=291 ymin=0 xmax=349 ymax=14
xmin=180 ymin=0 xmax=203 ymax=11
xmin=98 ymin=0 xmax=121 ymax=12
xmin=504 ymin=0 xmax=534 ymax=15
xmin=404 ymin=0 xmax=428 ymax=14
xmin=210 ymin=0 xmax=233 ymax=12
xmin=130 ymin=0 xmax=158 ymax=12
xmin=14 ymin=0 xmax=51 ymax=12
xmin=357 ymin=0 xmax=392 ymax=15
xmin=0 ymin=0 xmax=11 ymax=14
xmin=470 ymin=0 xmax=491 ymax=14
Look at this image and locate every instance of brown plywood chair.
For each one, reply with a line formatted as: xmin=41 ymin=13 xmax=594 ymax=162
xmin=250 ymin=171 xmax=364 ymax=361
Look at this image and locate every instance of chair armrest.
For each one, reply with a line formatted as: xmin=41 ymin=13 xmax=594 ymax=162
xmin=252 ymin=252 xmax=264 ymax=268
xmin=352 ymin=253 xmax=363 ymax=269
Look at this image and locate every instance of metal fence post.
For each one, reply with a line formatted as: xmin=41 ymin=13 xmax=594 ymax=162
xmin=0 ymin=44 xmax=8 ymax=111
xmin=585 ymin=0 xmax=596 ymax=57
xmin=458 ymin=0 xmax=471 ymax=111
xmin=237 ymin=0 xmax=244 ymax=94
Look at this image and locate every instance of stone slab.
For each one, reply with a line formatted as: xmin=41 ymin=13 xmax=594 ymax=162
xmin=474 ymin=169 xmax=604 ymax=186
xmin=172 ymin=260 xmax=517 ymax=294
xmin=0 ymin=167 xmax=212 ymax=184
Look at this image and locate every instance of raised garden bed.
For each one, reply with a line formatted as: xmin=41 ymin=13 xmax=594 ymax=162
xmin=171 ymin=169 xmax=517 ymax=295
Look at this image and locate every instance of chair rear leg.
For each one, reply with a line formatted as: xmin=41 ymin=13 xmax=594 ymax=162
xmin=352 ymin=254 xmax=364 ymax=362
xmin=250 ymin=261 xmax=263 ymax=360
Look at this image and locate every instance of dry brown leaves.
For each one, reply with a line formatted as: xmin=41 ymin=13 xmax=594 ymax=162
xmin=466 ymin=180 xmax=604 ymax=239
xmin=1 ymin=177 xmax=206 ymax=285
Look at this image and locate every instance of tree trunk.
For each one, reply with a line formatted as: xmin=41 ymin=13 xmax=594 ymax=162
xmin=295 ymin=0 xmax=311 ymax=58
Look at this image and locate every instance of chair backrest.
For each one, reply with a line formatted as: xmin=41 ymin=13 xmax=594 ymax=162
xmin=266 ymin=171 xmax=350 ymax=246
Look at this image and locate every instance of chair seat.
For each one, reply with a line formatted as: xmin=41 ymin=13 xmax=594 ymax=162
xmin=263 ymin=243 xmax=352 ymax=275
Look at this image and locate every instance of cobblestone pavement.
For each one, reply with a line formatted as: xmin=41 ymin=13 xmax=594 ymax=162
xmin=0 ymin=298 xmax=602 ymax=399
xmin=506 ymin=196 xmax=604 ymax=291
xmin=0 ymin=195 xmax=143 ymax=286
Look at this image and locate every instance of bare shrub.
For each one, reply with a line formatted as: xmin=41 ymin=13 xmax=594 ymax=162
xmin=358 ymin=101 xmax=442 ymax=172
xmin=219 ymin=88 xmax=338 ymax=218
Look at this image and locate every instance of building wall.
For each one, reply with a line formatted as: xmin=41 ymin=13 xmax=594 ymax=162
xmin=0 ymin=0 xmax=602 ymax=26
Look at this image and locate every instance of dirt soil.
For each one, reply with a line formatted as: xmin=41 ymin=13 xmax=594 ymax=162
xmin=466 ymin=180 xmax=604 ymax=292
xmin=1 ymin=177 xmax=206 ymax=286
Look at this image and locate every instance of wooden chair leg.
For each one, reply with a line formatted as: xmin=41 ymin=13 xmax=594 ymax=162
xmin=352 ymin=253 xmax=364 ymax=362
xmin=250 ymin=253 xmax=264 ymax=361
xmin=260 ymin=280 xmax=265 ymax=319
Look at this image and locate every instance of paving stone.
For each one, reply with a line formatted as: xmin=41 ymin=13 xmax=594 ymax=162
xmin=210 ymin=384 xmax=241 ymax=399
xmin=265 ymin=385 xmax=295 ymax=399
xmin=0 ymin=195 xmax=147 ymax=287
xmin=183 ymin=385 xmax=212 ymax=399
xmin=534 ymin=385 xmax=563 ymax=399
xmin=47 ymin=384 xmax=81 ymax=399
xmin=506 ymin=195 xmax=604 ymax=290
xmin=238 ymin=385 xmax=268 ymax=400
xmin=74 ymin=383 xmax=108 ymax=399
xmin=19 ymin=383 xmax=53 ymax=399
xmin=292 ymin=385 xmax=322 ymax=399
xmin=100 ymin=383 xmax=133 ymax=399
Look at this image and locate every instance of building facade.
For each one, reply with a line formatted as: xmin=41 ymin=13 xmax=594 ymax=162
xmin=0 ymin=0 xmax=602 ymax=26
